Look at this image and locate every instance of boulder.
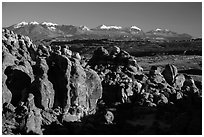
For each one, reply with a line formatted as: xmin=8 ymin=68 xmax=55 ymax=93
xmin=115 ymin=50 xmax=131 ymax=66
xmin=173 ymin=74 xmax=185 ymax=90
xmin=41 ymin=110 xmax=58 ymax=126
xmin=88 ymin=47 xmax=109 ymax=67
xmin=37 ymin=44 xmax=50 ymax=57
xmin=72 ymin=52 xmax=81 ymax=60
xmin=61 ymin=46 xmax=72 ymax=57
xmin=148 ymin=66 xmax=168 ymax=88
xmin=110 ymin=46 xmax=120 ymax=55
xmin=109 ymin=46 xmax=121 ymax=59
xmin=104 ymin=110 xmax=114 ymax=124
xmin=182 ymin=75 xmax=199 ymax=95
xmin=162 ymin=64 xmax=178 ymax=85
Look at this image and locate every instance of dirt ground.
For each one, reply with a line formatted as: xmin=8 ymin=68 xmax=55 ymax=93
xmin=136 ymin=55 xmax=202 ymax=82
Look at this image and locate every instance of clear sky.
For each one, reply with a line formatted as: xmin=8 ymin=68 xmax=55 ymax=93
xmin=2 ymin=2 xmax=202 ymax=37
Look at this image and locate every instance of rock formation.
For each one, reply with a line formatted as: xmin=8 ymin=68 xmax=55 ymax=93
xmin=2 ymin=29 xmax=202 ymax=135
xmin=2 ymin=29 xmax=103 ymax=134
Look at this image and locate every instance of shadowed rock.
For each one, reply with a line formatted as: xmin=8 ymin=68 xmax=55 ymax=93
xmin=5 ymin=65 xmax=32 ymax=106
xmin=47 ymin=53 xmax=72 ymax=113
xmin=162 ymin=64 xmax=178 ymax=85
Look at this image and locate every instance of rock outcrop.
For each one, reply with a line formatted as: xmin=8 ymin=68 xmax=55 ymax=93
xmin=88 ymin=46 xmax=201 ymax=109
xmin=31 ymin=57 xmax=55 ymax=110
xmin=2 ymin=29 xmax=103 ymax=134
xmin=2 ymin=29 xmax=202 ymax=135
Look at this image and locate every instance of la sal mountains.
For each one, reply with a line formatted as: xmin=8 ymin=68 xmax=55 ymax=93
xmin=5 ymin=21 xmax=192 ymax=42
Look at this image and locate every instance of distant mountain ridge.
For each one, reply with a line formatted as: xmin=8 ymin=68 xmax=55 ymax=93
xmin=5 ymin=21 xmax=192 ymax=41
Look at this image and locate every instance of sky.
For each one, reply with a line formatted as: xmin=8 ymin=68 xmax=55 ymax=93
xmin=2 ymin=2 xmax=202 ymax=37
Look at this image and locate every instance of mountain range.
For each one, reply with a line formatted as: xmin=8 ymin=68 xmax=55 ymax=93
xmin=5 ymin=21 xmax=193 ymax=42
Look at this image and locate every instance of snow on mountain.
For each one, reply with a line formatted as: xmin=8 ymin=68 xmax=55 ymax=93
xmin=7 ymin=21 xmax=192 ymax=41
xmin=48 ymin=26 xmax=56 ymax=31
xmin=130 ymin=26 xmax=141 ymax=31
xmin=99 ymin=24 xmax=122 ymax=30
xmin=41 ymin=22 xmax=58 ymax=31
xmin=155 ymin=28 xmax=162 ymax=31
xmin=155 ymin=28 xmax=169 ymax=32
xmin=14 ymin=21 xmax=28 ymax=28
xmin=29 ymin=21 xmax=39 ymax=25
xmin=41 ymin=22 xmax=58 ymax=26
xmin=79 ymin=25 xmax=90 ymax=31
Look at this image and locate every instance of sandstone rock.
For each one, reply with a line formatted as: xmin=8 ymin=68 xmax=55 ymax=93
xmin=2 ymin=73 xmax=12 ymax=104
xmin=23 ymin=94 xmax=43 ymax=134
xmin=27 ymin=43 xmax=37 ymax=61
xmin=85 ymin=68 xmax=102 ymax=114
xmin=88 ymin=47 xmax=109 ymax=67
xmin=2 ymin=30 xmax=35 ymax=107
xmin=115 ymin=50 xmax=131 ymax=66
xmin=173 ymin=74 xmax=185 ymax=90
xmin=31 ymin=57 xmax=55 ymax=110
xmin=157 ymin=94 xmax=168 ymax=105
xmin=52 ymin=45 xmax=61 ymax=55
xmin=47 ymin=53 xmax=72 ymax=113
xmin=4 ymin=65 xmax=32 ymax=106
xmin=126 ymin=64 xmax=143 ymax=76
xmin=62 ymin=113 xmax=81 ymax=122
xmin=111 ymin=46 xmax=120 ymax=55
xmin=61 ymin=46 xmax=72 ymax=57
xmin=2 ymin=103 xmax=16 ymax=135
xmin=2 ymin=29 xmax=202 ymax=134
xmin=2 ymin=49 xmax=15 ymax=104
xmin=147 ymin=66 xmax=169 ymax=95
xmin=110 ymin=46 xmax=121 ymax=59
xmin=104 ymin=110 xmax=114 ymax=124
xmin=73 ymin=52 xmax=81 ymax=60
xmin=37 ymin=44 xmax=50 ymax=57
xmin=162 ymin=64 xmax=178 ymax=85
xmin=70 ymin=58 xmax=88 ymax=112
xmin=41 ymin=110 xmax=58 ymax=126
xmin=183 ymin=75 xmax=198 ymax=89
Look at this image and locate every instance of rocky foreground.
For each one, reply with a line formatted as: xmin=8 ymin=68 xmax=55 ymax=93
xmin=2 ymin=29 xmax=202 ymax=135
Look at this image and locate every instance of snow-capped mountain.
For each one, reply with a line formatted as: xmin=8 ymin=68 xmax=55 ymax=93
xmin=13 ymin=21 xmax=29 ymax=28
xmin=146 ymin=28 xmax=192 ymax=41
xmin=5 ymin=21 xmax=192 ymax=41
xmin=95 ymin=24 xmax=122 ymax=30
xmin=40 ymin=22 xmax=59 ymax=31
xmin=130 ymin=26 xmax=142 ymax=31
xmin=29 ymin=21 xmax=39 ymax=25
xmin=79 ymin=25 xmax=90 ymax=31
xmin=41 ymin=22 xmax=58 ymax=26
